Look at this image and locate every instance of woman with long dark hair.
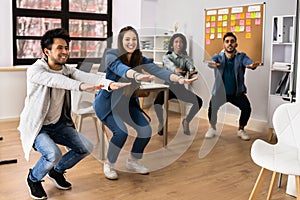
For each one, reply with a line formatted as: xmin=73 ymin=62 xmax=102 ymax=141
xmin=93 ymin=26 xmax=198 ymax=180
xmin=154 ymin=33 xmax=203 ymax=136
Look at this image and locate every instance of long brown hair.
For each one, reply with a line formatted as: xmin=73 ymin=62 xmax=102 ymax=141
xmin=117 ymin=26 xmax=143 ymax=68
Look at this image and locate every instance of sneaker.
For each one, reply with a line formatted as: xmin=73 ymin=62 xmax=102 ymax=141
xmin=47 ymin=168 xmax=71 ymax=190
xmin=103 ymin=161 xmax=118 ymax=180
xmin=237 ymin=129 xmax=250 ymax=141
xmin=26 ymin=170 xmax=47 ymax=199
xmin=182 ymin=118 xmax=190 ymax=135
xmin=157 ymin=128 xmax=163 ymax=136
xmin=126 ymin=158 xmax=149 ymax=174
xmin=205 ymin=127 xmax=217 ymax=138
xmin=157 ymin=123 xmax=163 ymax=136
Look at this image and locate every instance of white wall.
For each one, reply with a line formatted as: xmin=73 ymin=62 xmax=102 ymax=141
xmin=0 ymin=0 xmax=12 ymax=66
xmin=0 ymin=70 xmax=26 ymax=119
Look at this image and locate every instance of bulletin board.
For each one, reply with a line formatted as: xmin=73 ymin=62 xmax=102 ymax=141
xmin=204 ymin=3 xmax=265 ymax=63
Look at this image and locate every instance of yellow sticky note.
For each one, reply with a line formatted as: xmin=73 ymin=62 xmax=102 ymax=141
xmin=231 ymin=14 xmax=235 ymax=20
xmin=240 ymin=13 xmax=245 ymax=19
xmin=246 ymin=33 xmax=251 ymax=39
xmin=223 ymin=15 xmax=228 ymax=20
xmin=246 ymin=19 xmax=251 ymax=25
xmin=211 ymin=16 xmax=216 ymax=21
xmin=211 ymin=28 xmax=215 ymax=34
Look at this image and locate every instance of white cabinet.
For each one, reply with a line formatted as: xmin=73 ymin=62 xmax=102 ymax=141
xmin=140 ymin=35 xmax=171 ymax=65
xmin=268 ymin=15 xmax=296 ymax=128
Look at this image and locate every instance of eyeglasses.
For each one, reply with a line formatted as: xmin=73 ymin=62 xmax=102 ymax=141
xmin=224 ymin=39 xmax=236 ymax=44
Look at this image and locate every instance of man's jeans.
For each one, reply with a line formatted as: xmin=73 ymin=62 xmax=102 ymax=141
xmin=29 ymin=121 xmax=93 ymax=182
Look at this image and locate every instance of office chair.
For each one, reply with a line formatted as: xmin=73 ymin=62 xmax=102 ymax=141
xmin=249 ymin=102 xmax=300 ymax=199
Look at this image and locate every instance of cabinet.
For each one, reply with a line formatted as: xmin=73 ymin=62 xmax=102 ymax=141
xmin=268 ymin=15 xmax=296 ymax=128
xmin=140 ymin=35 xmax=171 ymax=65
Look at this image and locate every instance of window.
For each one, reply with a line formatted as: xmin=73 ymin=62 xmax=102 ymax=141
xmin=13 ymin=0 xmax=112 ymax=65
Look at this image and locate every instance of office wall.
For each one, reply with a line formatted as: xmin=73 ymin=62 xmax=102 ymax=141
xmin=0 ymin=0 xmax=12 ymax=67
xmin=142 ymin=0 xmax=297 ymax=131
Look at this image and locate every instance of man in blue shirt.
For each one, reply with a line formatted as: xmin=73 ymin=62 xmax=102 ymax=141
xmin=205 ymin=32 xmax=260 ymax=140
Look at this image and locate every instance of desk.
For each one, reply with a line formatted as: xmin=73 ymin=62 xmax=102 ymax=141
xmin=140 ymin=82 xmax=169 ymax=147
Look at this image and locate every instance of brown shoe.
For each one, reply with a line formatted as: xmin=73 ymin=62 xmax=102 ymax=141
xmin=182 ymin=119 xmax=190 ymax=135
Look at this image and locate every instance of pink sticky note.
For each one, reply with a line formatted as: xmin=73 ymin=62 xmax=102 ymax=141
xmin=246 ymin=26 xmax=251 ymax=32
xmin=255 ymin=19 xmax=261 ymax=25
xmin=240 ymin=20 xmax=245 ymax=26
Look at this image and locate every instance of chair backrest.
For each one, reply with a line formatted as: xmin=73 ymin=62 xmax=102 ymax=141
xmin=76 ymin=61 xmax=94 ymax=73
xmin=273 ymin=102 xmax=300 ymax=148
xmin=71 ymin=90 xmax=95 ymax=114
xmin=98 ymin=48 xmax=110 ymax=73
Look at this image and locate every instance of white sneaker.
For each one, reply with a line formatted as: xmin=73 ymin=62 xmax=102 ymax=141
xmin=103 ymin=161 xmax=118 ymax=180
xmin=126 ymin=158 xmax=149 ymax=174
xmin=205 ymin=128 xmax=217 ymax=138
xmin=237 ymin=129 xmax=250 ymax=141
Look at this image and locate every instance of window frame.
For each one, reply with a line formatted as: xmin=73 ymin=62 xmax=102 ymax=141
xmin=12 ymin=0 xmax=113 ymax=65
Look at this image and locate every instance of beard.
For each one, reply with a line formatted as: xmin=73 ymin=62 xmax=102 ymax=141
xmin=225 ymin=46 xmax=235 ymax=54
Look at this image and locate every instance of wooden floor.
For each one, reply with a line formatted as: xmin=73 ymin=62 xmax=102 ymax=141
xmin=0 ymin=111 xmax=296 ymax=200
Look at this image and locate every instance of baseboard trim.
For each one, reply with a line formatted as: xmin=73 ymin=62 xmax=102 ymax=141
xmin=197 ymin=109 xmax=268 ymax=133
xmin=0 ymin=117 xmax=19 ymax=123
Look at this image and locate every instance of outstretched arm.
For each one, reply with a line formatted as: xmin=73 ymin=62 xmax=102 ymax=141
xmin=246 ymin=61 xmax=260 ymax=69
xmin=170 ymin=74 xmax=198 ymax=85
xmin=79 ymin=82 xmax=131 ymax=92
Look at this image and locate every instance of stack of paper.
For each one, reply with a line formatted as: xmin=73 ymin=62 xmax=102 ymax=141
xmin=272 ymin=62 xmax=291 ymax=70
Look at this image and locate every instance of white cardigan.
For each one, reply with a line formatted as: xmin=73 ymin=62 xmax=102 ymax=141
xmin=18 ymin=59 xmax=112 ymax=161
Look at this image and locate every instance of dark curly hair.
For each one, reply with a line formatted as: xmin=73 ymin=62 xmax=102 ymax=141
xmin=223 ymin=32 xmax=237 ymax=42
xmin=40 ymin=28 xmax=70 ymax=57
xmin=167 ymin=33 xmax=188 ymax=55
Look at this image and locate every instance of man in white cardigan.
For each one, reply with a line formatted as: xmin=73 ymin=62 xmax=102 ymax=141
xmin=18 ymin=28 xmax=129 ymax=200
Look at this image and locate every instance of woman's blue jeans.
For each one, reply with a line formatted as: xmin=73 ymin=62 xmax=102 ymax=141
xmin=29 ymin=121 xmax=93 ymax=182
xmin=102 ymin=98 xmax=152 ymax=164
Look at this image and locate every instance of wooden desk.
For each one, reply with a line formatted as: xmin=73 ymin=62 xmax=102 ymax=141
xmin=140 ymin=82 xmax=169 ymax=147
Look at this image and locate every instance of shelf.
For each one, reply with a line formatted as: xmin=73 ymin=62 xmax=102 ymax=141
xmin=268 ymin=15 xmax=296 ymax=128
xmin=140 ymin=34 xmax=171 ymax=65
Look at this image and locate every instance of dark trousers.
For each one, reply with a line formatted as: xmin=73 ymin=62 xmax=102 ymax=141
xmin=154 ymin=84 xmax=202 ymax=123
xmin=208 ymin=93 xmax=251 ymax=128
